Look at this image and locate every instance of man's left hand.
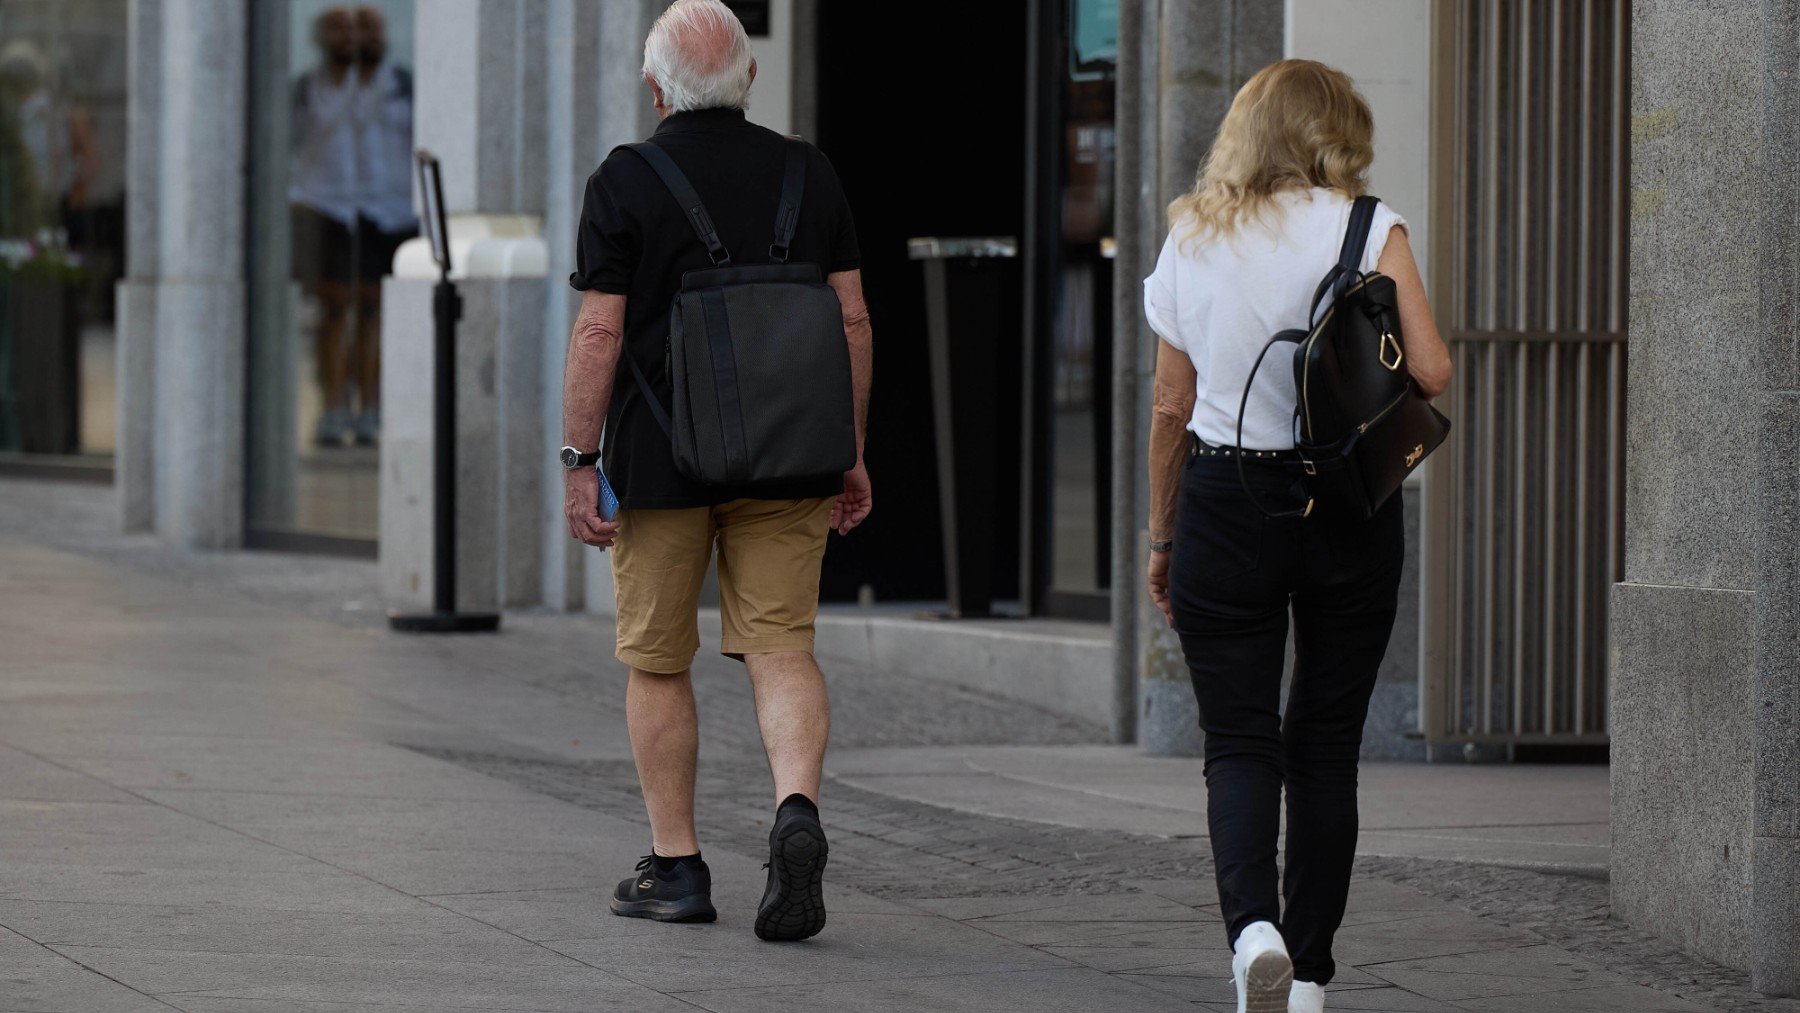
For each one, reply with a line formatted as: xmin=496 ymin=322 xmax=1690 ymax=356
xmin=832 ymin=460 xmax=872 ymax=536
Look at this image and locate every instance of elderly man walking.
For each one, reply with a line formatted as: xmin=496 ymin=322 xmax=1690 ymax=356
xmin=559 ymin=0 xmax=872 ymax=941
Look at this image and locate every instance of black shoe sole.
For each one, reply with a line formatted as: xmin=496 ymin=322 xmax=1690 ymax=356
xmin=609 ymin=894 xmax=717 ymax=923
xmin=755 ymin=820 xmax=828 ymax=941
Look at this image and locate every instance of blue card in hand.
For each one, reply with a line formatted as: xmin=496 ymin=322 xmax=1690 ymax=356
xmin=598 ymin=467 xmax=620 ymax=522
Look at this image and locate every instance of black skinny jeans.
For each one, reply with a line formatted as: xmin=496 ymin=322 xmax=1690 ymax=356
xmin=1168 ymin=448 xmax=1403 ymax=986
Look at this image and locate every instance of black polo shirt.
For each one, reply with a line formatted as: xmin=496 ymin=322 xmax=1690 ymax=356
xmin=569 ymin=107 xmax=861 ymax=509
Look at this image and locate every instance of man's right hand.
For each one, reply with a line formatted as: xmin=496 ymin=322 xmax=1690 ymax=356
xmin=564 ymin=469 xmax=620 ymax=548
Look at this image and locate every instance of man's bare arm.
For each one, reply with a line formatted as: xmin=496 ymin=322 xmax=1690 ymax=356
xmin=561 ymin=290 xmax=626 ymax=547
xmin=827 ymin=270 xmax=872 ymax=456
xmin=827 ymin=269 xmax=874 ymax=535
xmin=563 ymin=290 xmax=626 ymax=450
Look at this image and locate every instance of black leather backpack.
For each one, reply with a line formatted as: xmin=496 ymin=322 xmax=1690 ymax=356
xmin=1235 ymin=195 xmax=1451 ymax=519
xmin=620 ymin=139 xmax=857 ymax=488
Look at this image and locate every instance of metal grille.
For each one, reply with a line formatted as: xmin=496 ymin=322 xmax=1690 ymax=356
xmin=1426 ymin=0 xmax=1628 ymax=743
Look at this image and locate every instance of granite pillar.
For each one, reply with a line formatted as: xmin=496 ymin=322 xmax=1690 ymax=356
xmin=115 ymin=0 xmax=161 ymax=534
xmin=381 ymin=0 xmax=556 ymax=612
xmin=1615 ymin=0 xmax=1798 ymax=993
xmin=1136 ymin=0 xmax=1284 ymax=757
xmin=148 ymin=0 xmax=247 ymax=549
xmin=1752 ymin=0 xmax=1800 ymax=995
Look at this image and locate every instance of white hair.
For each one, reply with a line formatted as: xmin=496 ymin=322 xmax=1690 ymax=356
xmin=643 ymin=0 xmax=754 ymax=113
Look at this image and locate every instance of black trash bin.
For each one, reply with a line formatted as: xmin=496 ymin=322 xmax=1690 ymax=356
xmin=908 ymin=236 xmax=1019 ymax=619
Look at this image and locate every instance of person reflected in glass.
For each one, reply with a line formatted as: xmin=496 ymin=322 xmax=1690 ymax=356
xmin=290 ymin=5 xmax=415 ymax=447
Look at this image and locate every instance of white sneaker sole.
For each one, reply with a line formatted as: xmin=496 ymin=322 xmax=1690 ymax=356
xmin=1241 ymin=949 xmax=1294 ymax=1013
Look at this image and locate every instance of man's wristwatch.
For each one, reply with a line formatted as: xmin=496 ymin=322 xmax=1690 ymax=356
xmin=1150 ymin=538 xmax=1174 ymax=554
xmin=560 ymin=445 xmax=600 ymax=470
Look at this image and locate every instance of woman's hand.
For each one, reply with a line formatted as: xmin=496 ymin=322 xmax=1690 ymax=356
xmin=1148 ymin=548 xmax=1174 ymax=628
xmin=564 ymin=469 xmax=620 ymax=549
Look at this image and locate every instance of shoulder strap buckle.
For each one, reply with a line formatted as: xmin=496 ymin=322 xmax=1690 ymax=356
xmin=768 ymin=140 xmax=807 ymax=263
xmin=622 ymin=141 xmax=733 ymax=267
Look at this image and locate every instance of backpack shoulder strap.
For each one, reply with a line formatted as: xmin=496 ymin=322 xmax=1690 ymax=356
xmin=618 ymin=141 xmax=733 ymax=266
xmin=770 ymin=140 xmax=807 ymax=263
xmin=1338 ymin=194 xmax=1381 ymax=271
xmin=1309 ymin=194 xmax=1382 ymax=324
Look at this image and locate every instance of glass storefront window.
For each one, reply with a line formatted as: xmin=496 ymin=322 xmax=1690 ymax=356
xmin=248 ymin=1 xmax=416 ymax=547
xmin=0 ymin=0 xmax=128 ymax=463
xmin=1047 ymin=0 xmax=1116 ymax=598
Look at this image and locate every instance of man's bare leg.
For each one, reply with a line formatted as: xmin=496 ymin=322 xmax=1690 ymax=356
xmin=743 ymin=651 xmax=830 ymax=804
xmin=312 ymin=280 xmax=352 ymax=443
xmin=745 ymin=650 xmax=830 ymax=941
xmin=625 ymin=666 xmax=700 ymax=855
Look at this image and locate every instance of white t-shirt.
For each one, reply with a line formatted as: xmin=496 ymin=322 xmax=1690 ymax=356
xmin=290 ymin=62 xmax=417 ymax=234
xmin=1144 ymin=188 xmax=1406 ymax=450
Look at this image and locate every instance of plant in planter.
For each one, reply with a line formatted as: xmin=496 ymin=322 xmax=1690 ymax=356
xmin=0 ymin=233 xmax=87 ymax=454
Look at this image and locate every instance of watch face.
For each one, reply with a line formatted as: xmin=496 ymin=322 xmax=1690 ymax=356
xmin=560 ymin=447 xmax=578 ymax=469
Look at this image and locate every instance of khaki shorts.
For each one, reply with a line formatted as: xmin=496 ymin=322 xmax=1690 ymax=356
xmin=611 ymin=497 xmax=835 ymax=673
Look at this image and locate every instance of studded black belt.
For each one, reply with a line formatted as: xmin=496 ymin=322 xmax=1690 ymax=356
xmin=1188 ymin=433 xmax=1305 ymax=463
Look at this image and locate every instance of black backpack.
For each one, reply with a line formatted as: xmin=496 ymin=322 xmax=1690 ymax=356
xmin=619 ymin=139 xmax=857 ymax=488
xmin=1235 ymin=195 xmax=1451 ymax=519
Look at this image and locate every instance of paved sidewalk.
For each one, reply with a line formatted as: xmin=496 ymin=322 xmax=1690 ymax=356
xmin=0 ymin=478 xmax=1783 ymax=1011
xmin=830 ymin=745 xmax=1611 ymax=876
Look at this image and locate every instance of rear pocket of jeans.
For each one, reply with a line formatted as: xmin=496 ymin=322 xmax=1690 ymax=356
xmin=1176 ymin=484 xmax=1265 ymax=583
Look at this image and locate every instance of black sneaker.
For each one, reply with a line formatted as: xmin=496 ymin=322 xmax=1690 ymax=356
xmin=610 ymin=855 xmax=717 ymax=923
xmin=754 ymin=806 xmax=828 ymax=941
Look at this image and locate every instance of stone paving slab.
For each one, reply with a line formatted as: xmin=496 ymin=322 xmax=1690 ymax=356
xmin=671 ymin=966 xmax=1194 ymax=1013
xmin=0 ymin=924 xmax=167 ymax=1013
xmin=830 ymin=743 xmax=1611 ymax=873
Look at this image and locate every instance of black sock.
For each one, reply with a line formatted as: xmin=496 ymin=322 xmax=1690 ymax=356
xmin=778 ymin=792 xmax=818 ymax=818
xmin=651 ymin=851 xmax=700 ymax=875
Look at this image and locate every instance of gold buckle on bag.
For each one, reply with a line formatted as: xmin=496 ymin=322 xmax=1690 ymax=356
xmin=1379 ymin=331 xmax=1404 ymax=371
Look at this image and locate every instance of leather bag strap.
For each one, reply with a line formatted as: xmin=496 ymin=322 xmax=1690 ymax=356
xmin=770 ymin=140 xmax=807 ymax=263
xmin=1234 ymin=331 xmax=1312 ymax=520
xmin=1308 ymin=194 xmax=1382 ymax=325
xmin=698 ymin=289 xmax=752 ymax=483
xmin=625 ymin=351 xmax=674 ymax=439
xmin=621 ymin=141 xmax=733 ymax=267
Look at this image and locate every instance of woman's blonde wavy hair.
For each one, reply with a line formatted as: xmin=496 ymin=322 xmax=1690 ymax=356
xmin=1168 ymin=60 xmax=1374 ymax=246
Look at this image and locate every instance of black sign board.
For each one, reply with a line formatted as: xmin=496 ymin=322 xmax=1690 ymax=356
xmin=723 ymin=0 xmax=770 ymax=36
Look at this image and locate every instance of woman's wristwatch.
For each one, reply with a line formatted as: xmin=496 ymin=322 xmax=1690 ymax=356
xmin=1150 ymin=538 xmax=1174 ymax=554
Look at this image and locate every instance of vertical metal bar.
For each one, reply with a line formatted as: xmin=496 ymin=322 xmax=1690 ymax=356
xmin=1511 ymin=341 xmax=1529 ymax=733
xmin=1480 ymin=341 xmax=1500 ymax=734
xmin=1485 ymin=0 xmax=1502 ymax=332
xmin=1544 ymin=342 xmax=1561 ymax=733
xmin=1572 ymin=340 xmax=1592 ymax=732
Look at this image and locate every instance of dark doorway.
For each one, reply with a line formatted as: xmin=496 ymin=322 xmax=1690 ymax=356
xmin=812 ymin=1 xmax=1028 ymax=604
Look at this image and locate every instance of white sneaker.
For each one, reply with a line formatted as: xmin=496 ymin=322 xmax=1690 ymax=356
xmin=1232 ymin=920 xmax=1294 ymax=1013
xmin=1289 ymin=979 xmax=1325 ymax=1013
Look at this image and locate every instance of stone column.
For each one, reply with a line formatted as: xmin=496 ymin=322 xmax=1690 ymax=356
xmin=381 ymin=0 xmax=553 ymax=613
xmin=148 ymin=0 xmax=247 ymax=548
xmin=115 ymin=0 xmax=161 ymax=533
xmin=1136 ymin=0 xmax=1283 ymax=756
xmin=1614 ymin=0 xmax=1797 ymax=993
xmin=1752 ymin=0 xmax=1800 ymax=996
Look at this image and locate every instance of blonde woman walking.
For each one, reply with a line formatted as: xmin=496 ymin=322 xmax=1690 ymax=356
xmin=1143 ymin=61 xmax=1452 ymax=1013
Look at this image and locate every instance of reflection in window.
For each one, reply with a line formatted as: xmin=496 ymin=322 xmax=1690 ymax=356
xmin=249 ymin=1 xmax=415 ymax=543
xmin=0 ymin=0 xmax=127 ymax=460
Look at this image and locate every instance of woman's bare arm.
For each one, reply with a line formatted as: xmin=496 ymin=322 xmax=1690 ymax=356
xmin=1376 ymin=226 xmax=1453 ymax=399
xmin=1148 ymin=339 xmax=1198 ymax=545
